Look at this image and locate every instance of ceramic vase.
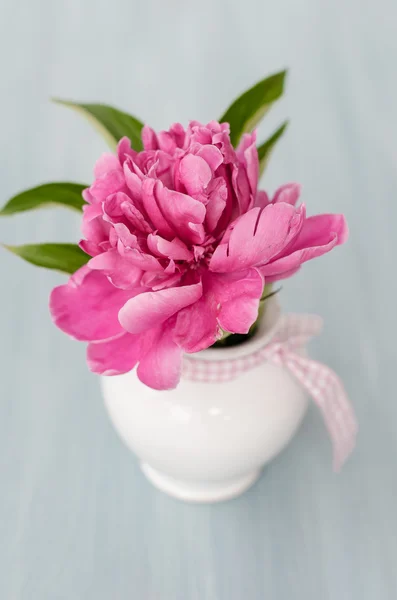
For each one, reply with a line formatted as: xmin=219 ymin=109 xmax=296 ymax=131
xmin=101 ymin=298 xmax=309 ymax=503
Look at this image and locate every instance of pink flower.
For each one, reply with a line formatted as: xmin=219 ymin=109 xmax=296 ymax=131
xmin=50 ymin=121 xmax=348 ymax=389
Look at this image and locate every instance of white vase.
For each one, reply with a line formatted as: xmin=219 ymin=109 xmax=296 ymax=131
xmin=101 ymin=298 xmax=309 ymax=503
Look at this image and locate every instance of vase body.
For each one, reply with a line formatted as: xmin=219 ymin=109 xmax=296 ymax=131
xmin=101 ymin=300 xmax=309 ymax=503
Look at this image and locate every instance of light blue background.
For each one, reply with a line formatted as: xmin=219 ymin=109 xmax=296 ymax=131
xmin=1 ymin=1 xmax=396 ymax=598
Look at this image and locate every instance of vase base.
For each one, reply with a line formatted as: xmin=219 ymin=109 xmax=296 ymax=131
xmin=140 ymin=463 xmax=262 ymax=503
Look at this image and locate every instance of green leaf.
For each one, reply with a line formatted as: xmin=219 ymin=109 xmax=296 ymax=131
xmin=219 ymin=70 xmax=287 ymax=146
xmin=257 ymin=121 xmax=289 ymax=176
xmin=53 ymin=99 xmax=144 ymax=151
xmin=3 ymin=243 xmax=89 ymax=274
xmin=0 ymin=182 xmax=87 ymax=216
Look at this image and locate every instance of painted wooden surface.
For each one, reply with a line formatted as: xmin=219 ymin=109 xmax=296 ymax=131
xmin=1 ymin=1 xmax=396 ymax=598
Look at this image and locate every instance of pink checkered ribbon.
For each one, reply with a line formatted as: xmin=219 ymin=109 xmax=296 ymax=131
xmin=182 ymin=314 xmax=357 ymax=471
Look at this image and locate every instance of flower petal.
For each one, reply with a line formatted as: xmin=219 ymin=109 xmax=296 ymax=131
xmin=204 ymin=178 xmax=228 ymax=232
xmin=123 ymin=163 xmax=144 ymax=204
xmin=88 ymin=250 xmax=142 ymax=289
xmin=254 ymin=190 xmax=270 ymax=208
xmin=292 ymin=213 xmax=349 ymax=248
xmin=261 ymin=214 xmax=348 ymax=280
xmin=157 ymin=131 xmax=178 ymax=154
xmin=82 ymin=188 xmax=95 ymax=204
xmin=118 ymin=281 xmax=203 ymax=334
xmin=148 ymin=151 xmax=174 ymax=188
xmin=87 ymin=332 xmax=141 ymax=375
xmin=79 ymin=239 xmax=102 ymax=257
xmin=117 ymin=137 xmax=137 ymax=165
xmin=210 ymin=203 xmax=304 ymax=272
xmin=155 ymin=184 xmax=206 ymax=244
xmin=168 ymin=123 xmax=186 ymax=148
xmin=196 ymin=145 xmax=223 ymax=171
xmin=121 ymin=201 xmax=152 ymax=233
xmin=89 ymin=169 xmax=126 ymax=203
xmin=141 ymin=271 xmax=182 ymax=291
xmin=147 ymin=234 xmax=193 ymax=261
xmin=94 ymin=153 xmax=121 ymax=178
xmin=110 ymin=223 xmax=164 ymax=272
xmin=232 ymin=163 xmax=251 ymax=215
xmin=137 ymin=326 xmax=183 ymax=390
xmin=81 ymin=203 xmax=110 ymax=245
xmin=123 ymin=247 xmax=164 ymax=271
xmin=237 ymin=132 xmax=258 ymax=197
xmin=103 ymin=192 xmax=152 ymax=235
xmin=111 ymin=222 xmax=138 ymax=249
xmin=141 ymin=178 xmax=175 ymax=239
xmin=179 ymin=154 xmax=212 ymax=197
xmin=142 ymin=125 xmax=159 ymax=150
xmin=174 ymin=269 xmax=263 ymax=349
xmin=50 ymin=267 xmax=132 ymax=341
xmin=272 ymin=183 xmax=301 ymax=205
xmin=104 ymin=193 xmax=151 ymax=233
xmin=174 ymin=294 xmax=220 ymax=353
xmin=213 ymin=130 xmax=235 ymax=163
xmin=212 ymin=269 xmax=264 ymax=333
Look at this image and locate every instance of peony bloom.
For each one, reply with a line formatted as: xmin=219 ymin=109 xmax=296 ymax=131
xmin=50 ymin=121 xmax=348 ymax=389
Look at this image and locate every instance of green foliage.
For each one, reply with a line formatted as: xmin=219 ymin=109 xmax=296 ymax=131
xmin=4 ymin=243 xmax=89 ymax=274
xmin=53 ymin=99 xmax=144 ymax=151
xmin=0 ymin=182 xmax=87 ymax=216
xmin=219 ymin=70 xmax=287 ymax=146
xmin=257 ymin=121 xmax=289 ymax=176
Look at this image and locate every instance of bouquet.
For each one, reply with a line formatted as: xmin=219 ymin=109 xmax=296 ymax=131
xmin=1 ymin=71 xmax=347 ymax=390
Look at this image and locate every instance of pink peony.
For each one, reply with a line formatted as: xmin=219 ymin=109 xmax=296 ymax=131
xmin=50 ymin=121 xmax=348 ymax=389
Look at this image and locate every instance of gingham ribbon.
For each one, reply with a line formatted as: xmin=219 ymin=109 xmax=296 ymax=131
xmin=182 ymin=314 xmax=357 ymax=471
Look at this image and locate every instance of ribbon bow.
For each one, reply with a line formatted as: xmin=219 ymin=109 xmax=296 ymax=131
xmin=183 ymin=314 xmax=357 ymax=471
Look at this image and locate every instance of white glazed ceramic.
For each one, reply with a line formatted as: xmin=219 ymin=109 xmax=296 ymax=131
xmin=101 ymin=298 xmax=309 ymax=503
